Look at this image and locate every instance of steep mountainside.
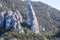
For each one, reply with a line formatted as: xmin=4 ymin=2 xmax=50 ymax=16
xmin=0 ymin=0 xmax=60 ymax=32
xmin=12 ymin=1 xmax=60 ymax=31
xmin=0 ymin=0 xmax=60 ymax=40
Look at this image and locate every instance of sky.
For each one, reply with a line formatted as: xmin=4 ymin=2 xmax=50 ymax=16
xmin=31 ymin=0 xmax=60 ymax=10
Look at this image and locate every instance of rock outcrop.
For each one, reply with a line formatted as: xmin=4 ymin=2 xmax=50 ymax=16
xmin=26 ymin=0 xmax=39 ymax=34
xmin=0 ymin=8 xmax=24 ymax=33
xmin=13 ymin=10 xmax=24 ymax=33
xmin=0 ymin=0 xmax=60 ymax=34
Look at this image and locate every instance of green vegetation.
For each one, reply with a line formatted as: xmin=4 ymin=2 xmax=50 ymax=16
xmin=0 ymin=27 xmax=59 ymax=40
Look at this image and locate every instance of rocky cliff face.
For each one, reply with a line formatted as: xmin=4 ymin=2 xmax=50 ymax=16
xmin=0 ymin=0 xmax=60 ymax=34
xmin=0 ymin=4 xmax=24 ymax=33
xmin=0 ymin=0 xmax=40 ymax=34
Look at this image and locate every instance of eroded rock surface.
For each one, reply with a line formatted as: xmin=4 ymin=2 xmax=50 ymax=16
xmin=0 ymin=9 xmax=24 ymax=33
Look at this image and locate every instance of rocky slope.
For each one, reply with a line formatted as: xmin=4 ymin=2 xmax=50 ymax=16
xmin=10 ymin=0 xmax=60 ymax=32
xmin=0 ymin=0 xmax=60 ymax=36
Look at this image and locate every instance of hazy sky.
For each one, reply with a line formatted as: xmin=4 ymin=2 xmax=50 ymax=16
xmin=31 ymin=0 xmax=60 ymax=10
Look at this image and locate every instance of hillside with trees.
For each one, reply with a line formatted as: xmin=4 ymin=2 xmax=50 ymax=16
xmin=0 ymin=0 xmax=60 ymax=40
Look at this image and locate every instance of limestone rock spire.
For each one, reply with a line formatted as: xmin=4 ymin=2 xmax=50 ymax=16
xmin=26 ymin=0 xmax=40 ymax=34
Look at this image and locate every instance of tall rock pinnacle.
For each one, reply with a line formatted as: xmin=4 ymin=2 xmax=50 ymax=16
xmin=26 ymin=0 xmax=40 ymax=34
